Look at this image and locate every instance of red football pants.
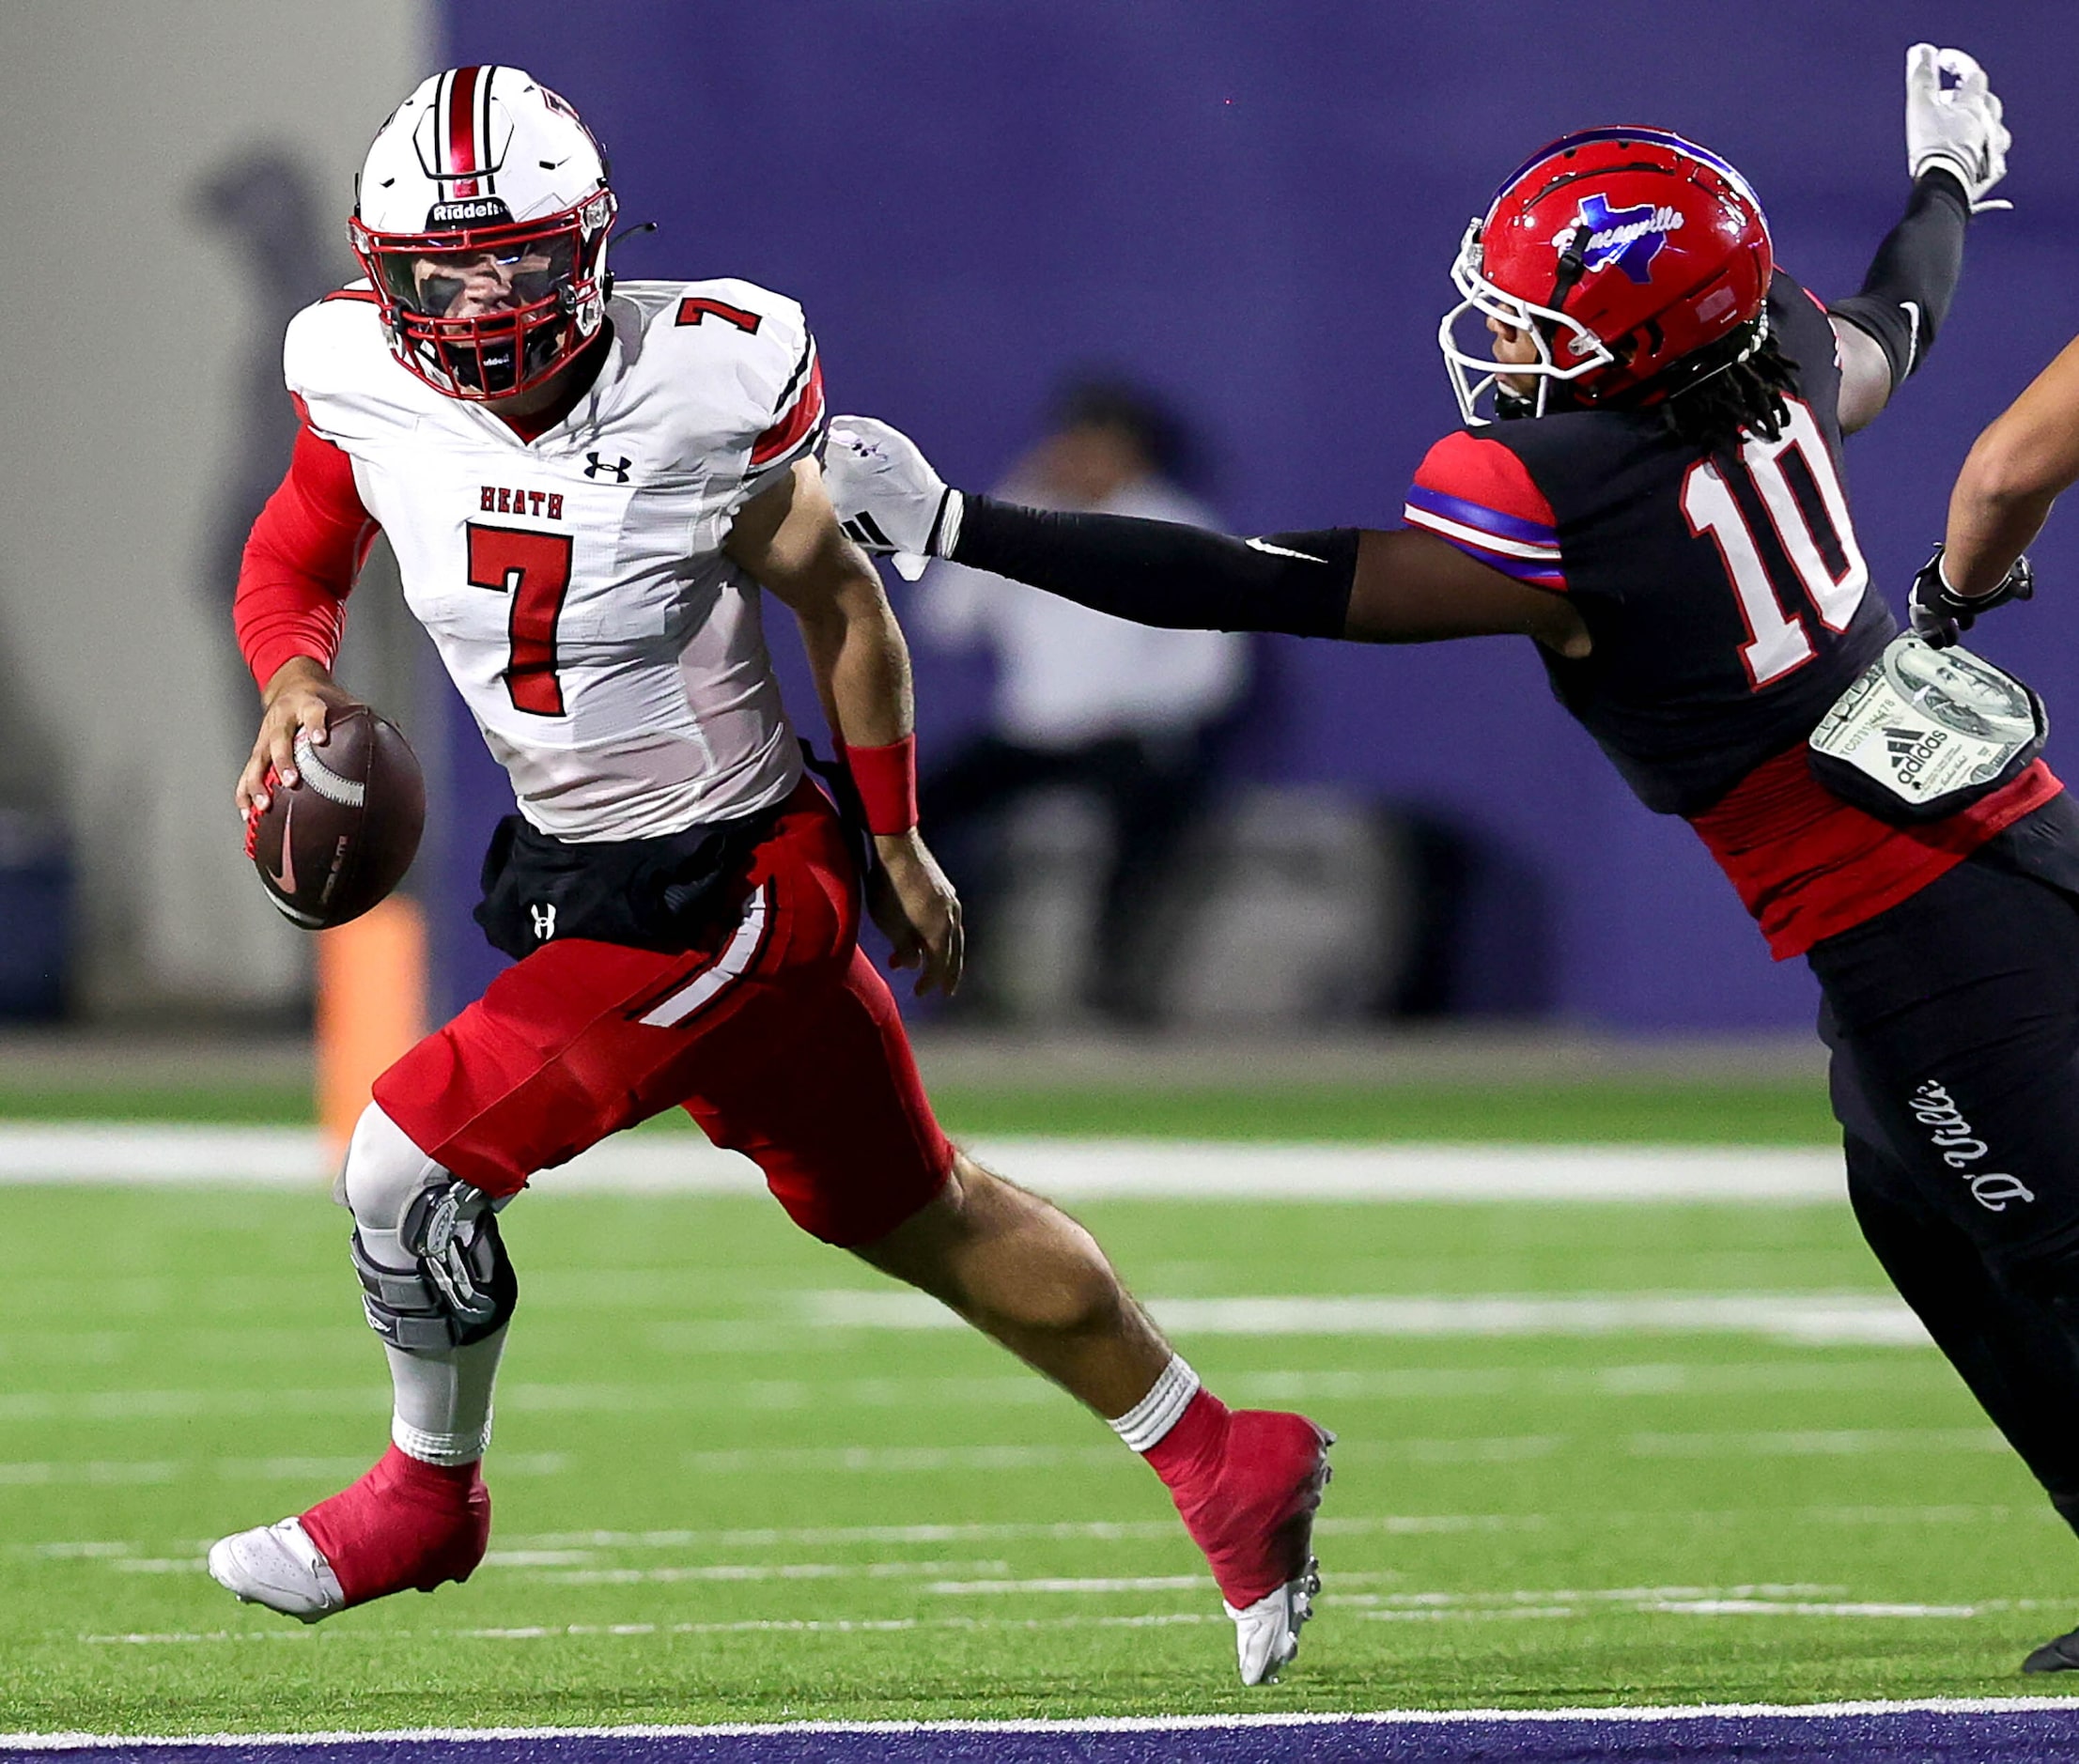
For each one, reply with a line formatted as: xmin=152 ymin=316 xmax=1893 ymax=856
xmin=373 ymin=780 xmax=954 ymax=1246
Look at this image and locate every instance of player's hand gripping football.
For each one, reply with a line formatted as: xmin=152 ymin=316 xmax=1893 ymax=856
xmin=826 ymin=417 xmax=964 ymax=582
xmin=237 ymin=657 xmax=366 ymax=816
xmin=869 ymin=829 xmax=964 ymax=996
xmin=1906 ymin=44 xmax=2011 ymax=212
xmin=1909 ymin=543 xmax=2034 ymax=648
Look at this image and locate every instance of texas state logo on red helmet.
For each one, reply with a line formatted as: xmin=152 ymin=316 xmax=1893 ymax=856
xmin=1439 ymin=127 xmax=1775 ymax=424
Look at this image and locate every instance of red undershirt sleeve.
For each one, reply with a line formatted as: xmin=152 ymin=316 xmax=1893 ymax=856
xmin=233 ymin=410 xmax=380 ymax=689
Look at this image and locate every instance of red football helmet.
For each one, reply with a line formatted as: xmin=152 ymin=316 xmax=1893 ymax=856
xmin=1439 ymin=128 xmax=1774 ymax=424
xmin=349 ymin=67 xmax=617 ymax=400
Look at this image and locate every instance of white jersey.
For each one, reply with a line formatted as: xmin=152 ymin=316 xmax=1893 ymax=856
xmin=285 ymin=277 xmax=827 ymax=841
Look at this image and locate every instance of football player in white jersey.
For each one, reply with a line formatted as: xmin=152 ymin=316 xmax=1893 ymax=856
xmin=207 ymin=67 xmax=1330 ymax=1686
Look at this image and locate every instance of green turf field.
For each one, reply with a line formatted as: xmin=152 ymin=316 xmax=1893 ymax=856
xmin=4 ymin=1179 xmax=2073 ymax=1736
xmin=0 ymin=1078 xmax=1842 ymax=1143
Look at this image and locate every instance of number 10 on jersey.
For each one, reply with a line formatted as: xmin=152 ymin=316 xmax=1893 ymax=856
xmin=1681 ymin=397 xmax=1870 ymax=689
xmin=468 ymin=523 xmax=575 ymax=716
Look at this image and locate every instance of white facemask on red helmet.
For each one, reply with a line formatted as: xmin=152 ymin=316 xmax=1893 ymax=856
xmin=350 ymin=66 xmax=618 ymax=401
xmin=1438 ymin=127 xmax=1774 ymax=425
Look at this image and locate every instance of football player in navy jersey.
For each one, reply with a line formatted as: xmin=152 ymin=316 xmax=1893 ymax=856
xmin=827 ymin=47 xmax=2079 ymax=1674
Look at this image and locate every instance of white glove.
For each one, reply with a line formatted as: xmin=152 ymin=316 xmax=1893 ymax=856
xmin=1906 ymin=43 xmax=2011 ymax=212
xmin=825 ymin=416 xmax=964 ymax=583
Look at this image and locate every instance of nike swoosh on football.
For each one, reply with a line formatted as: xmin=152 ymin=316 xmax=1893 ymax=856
xmin=267 ymin=793 xmax=297 ymax=896
xmin=1245 ymin=537 xmax=1324 ymax=563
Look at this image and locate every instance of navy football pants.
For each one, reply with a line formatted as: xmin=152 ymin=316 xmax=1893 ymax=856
xmin=1813 ymin=858 xmax=2079 ymax=1522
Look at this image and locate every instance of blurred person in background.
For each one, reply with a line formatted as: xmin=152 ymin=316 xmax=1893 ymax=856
xmin=913 ymin=380 xmax=1249 ymax=1023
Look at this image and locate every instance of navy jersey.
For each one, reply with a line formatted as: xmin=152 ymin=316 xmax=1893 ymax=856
xmin=1405 ymin=274 xmax=1894 ymax=818
xmin=1404 ymin=273 xmax=2069 ymax=958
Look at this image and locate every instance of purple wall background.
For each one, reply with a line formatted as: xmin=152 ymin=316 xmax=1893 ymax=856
xmin=427 ymin=0 xmax=2079 ymax=1031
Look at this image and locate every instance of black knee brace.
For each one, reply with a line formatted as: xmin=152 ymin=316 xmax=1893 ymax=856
xmin=351 ymin=1180 xmax=518 ymax=1351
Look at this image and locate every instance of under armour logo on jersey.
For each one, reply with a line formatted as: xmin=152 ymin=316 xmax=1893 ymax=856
xmin=583 ymin=453 xmax=632 ymax=483
xmin=530 ymin=902 xmax=557 ymax=942
xmin=1562 ymin=194 xmax=1686 ymax=285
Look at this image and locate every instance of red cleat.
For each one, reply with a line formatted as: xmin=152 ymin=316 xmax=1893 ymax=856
xmin=1147 ymin=1393 xmax=1333 ymax=1683
xmin=208 ymin=1446 xmax=489 ymax=1621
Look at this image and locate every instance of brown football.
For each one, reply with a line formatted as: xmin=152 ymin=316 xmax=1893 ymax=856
xmin=247 ymin=707 xmax=427 ymax=929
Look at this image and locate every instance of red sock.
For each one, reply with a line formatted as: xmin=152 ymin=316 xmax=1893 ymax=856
xmin=300 ymin=1445 xmax=490 ymax=1604
xmin=1143 ymin=1389 xmax=1329 ymax=1609
xmin=1144 ymin=1386 xmax=1233 ymax=1494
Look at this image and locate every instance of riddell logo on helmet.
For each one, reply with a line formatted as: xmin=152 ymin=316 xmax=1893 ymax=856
xmin=427 ymin=197 xmax=515 ymax=227
xmin=1554 ymin=195 xmax=1686 ymax=285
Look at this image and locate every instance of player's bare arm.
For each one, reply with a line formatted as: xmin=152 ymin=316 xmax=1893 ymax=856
xmin=1942 ymin=333 xmax=2079 ymax=594
xmin=1344 ymin=528 xmax=1589 ymax=655
xmin=236 ymin=656 xmax=365 ymax=815
xmin=726 ymin=456 xmax=965 ymax=995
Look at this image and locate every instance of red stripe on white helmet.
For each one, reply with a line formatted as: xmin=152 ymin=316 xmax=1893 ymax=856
xmin=445 ymin=64 xmax=482 ymax=197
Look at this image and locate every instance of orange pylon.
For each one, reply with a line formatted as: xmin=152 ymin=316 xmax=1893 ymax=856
xmin=316 ymin=895 xmax=428 ymax=1161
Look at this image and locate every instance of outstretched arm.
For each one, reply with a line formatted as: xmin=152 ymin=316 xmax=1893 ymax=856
xmin=827 ymin=419 xmax=1589 ymax=656
xmin=1828 ymin=44 xmax=2009 ymax=433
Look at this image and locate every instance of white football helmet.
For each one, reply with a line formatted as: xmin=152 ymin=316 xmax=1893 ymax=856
xmin=349 ymin=66 xmax=617 ymax=400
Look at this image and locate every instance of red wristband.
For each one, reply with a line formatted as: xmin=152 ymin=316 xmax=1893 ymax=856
xmin=844 ymin=735 xmax=920 ymax=836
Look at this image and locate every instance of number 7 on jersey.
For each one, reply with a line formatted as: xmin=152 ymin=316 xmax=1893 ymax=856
xmin=467 ymin=523 xmax=575 ymax=716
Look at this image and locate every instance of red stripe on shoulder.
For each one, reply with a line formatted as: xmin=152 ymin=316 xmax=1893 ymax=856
xmin=1412 ymin=430 xmax=1559 ymax=531
xmin=750 ymin=353 xmax=826 ymax=469
xmin=1801 ymin=284 xmax=1830 ymax=317
xmin=320 ymin=287 xmax=380 ymax=304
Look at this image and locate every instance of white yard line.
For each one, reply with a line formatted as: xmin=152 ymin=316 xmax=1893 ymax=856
xmin=0 ymin=1454 xmax=566 ymax=1489
xmin=20 ymin=1687 xmax=2079 ymax=1745
xmin=805 ymin=1289 xmax=1931 ymax=1348
xmin=0 ymin=1124 xmax=1847 ymax=1202
xmin=0 ymin=1432 xmax=1974 ymax=1490
xmin=62 ymin=1595 xmax=2062 ymax=1657
xmin=0 ymin=1423 xmax=2001 ymax=1498
xmin=0 ymin=1361 xmax=1947 ymax=1430
xmin=19 ymin=1505 xmax=2040 ymax=1567
xmin=519 ymin=1558 xmax=1013 ymax=1586
xmin=667 ymin=1424 xmax=2012 ymax=1476
xmin=22 ymin=1694 xmax=2079 ymax=1746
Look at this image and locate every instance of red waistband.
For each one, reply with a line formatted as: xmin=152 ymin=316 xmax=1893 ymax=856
xmin=1686 ymin=748 xmax=2062 ymax=959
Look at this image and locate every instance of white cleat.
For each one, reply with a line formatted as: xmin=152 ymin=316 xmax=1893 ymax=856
xmin=207 ymin=1517 xmax=348 ymax=1622
xmin=1225 ymin=1554 xmax=1321 ymax=1685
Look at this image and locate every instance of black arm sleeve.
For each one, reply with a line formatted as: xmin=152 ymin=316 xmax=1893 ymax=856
xmin=951 ymin=497 xmax=1358 ymax=639
xmin=1827 ymin=169 xmax=1971 ymax=384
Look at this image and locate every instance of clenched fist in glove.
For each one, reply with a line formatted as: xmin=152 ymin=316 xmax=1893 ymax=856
xmin=1906 ymin=43 xmax=2011 ymax=211
xmin=825 ymin=417 xmax=964 ymax=582
xmin=1910 ymin=543 xmax=2033 ymax=649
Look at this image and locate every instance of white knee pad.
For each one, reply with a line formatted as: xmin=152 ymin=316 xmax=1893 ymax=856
xmin=340 ymin=1105 xmax=516 ymax=1352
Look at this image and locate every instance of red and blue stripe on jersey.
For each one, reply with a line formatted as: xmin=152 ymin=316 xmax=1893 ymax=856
xmin=1403 ymin=431 xmax=1566 ymax=591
